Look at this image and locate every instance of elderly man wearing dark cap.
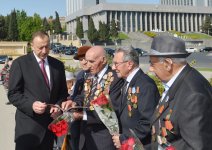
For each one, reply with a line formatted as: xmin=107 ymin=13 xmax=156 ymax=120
xmin=62 ymin=45 xmax=91 ymax=150
xmin=148 ymin=35 xmax=212 ymax=150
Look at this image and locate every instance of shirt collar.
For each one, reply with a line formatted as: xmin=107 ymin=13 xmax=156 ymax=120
xmin=96 ymin=64 xmax=108 ymax=82
xmin=33 ymin=52 xmax=48 ymax=64
xmin=126 ymin=67 xmax=139 ymax=83
xmin=163 ymin=65 xmax=186 ymax=91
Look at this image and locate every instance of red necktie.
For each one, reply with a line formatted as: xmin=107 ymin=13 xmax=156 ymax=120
xmin=40 ymin=59 xmax=49 ymax=87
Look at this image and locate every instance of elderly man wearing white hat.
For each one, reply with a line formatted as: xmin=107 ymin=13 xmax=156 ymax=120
xmin=148 ymin=35 xmax=212 ymax=150
xmin=65 ymin=71 xmax=76 ymax=95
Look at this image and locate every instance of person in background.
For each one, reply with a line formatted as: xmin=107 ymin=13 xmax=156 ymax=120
xmin=112 ymin=46 xmax=160 ymax=149
xmin=148 ymin=35 xmax=212 ymax=150
xmin=7 ymin=30 xmax=69 ymax=150
xmin=62 ymin=45 xmax=91 ymax=150
xmin=65 ymin=71 xmax=76 ymax=95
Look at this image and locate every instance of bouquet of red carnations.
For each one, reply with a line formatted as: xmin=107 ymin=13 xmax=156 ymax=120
xmin=48 ymin=111 xmax=73 ymax=137
xmin=120 ymin=129 xmax=144 ymax=150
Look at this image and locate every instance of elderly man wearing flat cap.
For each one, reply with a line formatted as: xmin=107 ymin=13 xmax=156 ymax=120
xmin=62 ymin=45 xmax=91 ymax=150
xmin=148 ymin=35 xmax=212 ymax=150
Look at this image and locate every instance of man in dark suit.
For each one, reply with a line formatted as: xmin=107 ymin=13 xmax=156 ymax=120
xmin=112 ymin=46 xmax=160 ymax=148
xmin=62 ymin=45 xmax=91 ymax=150
xmin=7 ymin=31 xmax=69 ymax=150
xmin=148 ymin=35 xmax=212 ymax=150
xmin=68 ymin=46 xmax=123 ymax=150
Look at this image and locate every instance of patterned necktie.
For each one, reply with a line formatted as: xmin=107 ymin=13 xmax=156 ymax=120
xmin=121 ymin=80 xmax=128 ymax=105
xmin=40 ymin=60 xmax=49 ymax=87
xmin=90 ymin=75 xmax=98 ymax=97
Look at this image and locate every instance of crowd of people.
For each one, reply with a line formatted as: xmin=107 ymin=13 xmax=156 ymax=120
xmin=5 ymin=30 xmax=212 ymax=150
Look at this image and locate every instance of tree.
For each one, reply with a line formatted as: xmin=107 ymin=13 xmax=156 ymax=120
xmin=98 ymin=21 xmax=110 ymax=42
xmin=76 ymin=17 xmax=84 ymax=39
xmin=53 ymin=11 xmax=62 ymax=34
xmin=87 ymin=17 xmax=98 ymax=44
xmin=201 ymin=15 xmax=212 ymax=35
xmin=42 ymin=17 xmax=50 ymax=32
xmin=0 ymin=15 xmax=7 ymax=40
xmin=8 ymin=9 xmax=19 ymax=41
xmin=110 ymin=19 xmax=118 ymax=41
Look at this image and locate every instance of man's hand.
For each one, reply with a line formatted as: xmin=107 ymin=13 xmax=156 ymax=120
xmin=61 ymin=100 xmax=73 ymax=110
xmin=32 ymin=101 xmax=47 ymax=114
xmin=50 ymin=104 xmax=61 ymax=119
xmin=112 ymin=135 xmax=121 ymax=149
xmin=73 ymin=111 xmax=83 ymax=120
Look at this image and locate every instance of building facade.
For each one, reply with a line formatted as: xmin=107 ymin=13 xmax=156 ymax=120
xmin=65 ymin=0 xmax=212 ymax=34
xmin=160 ymin=0 xmax=212 ymax=7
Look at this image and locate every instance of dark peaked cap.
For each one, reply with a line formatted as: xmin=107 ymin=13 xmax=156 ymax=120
xmin=148 ymin=35 xmax=190 ymax=58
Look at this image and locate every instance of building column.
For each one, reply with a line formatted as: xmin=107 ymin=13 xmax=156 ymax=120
xmin=194 ymin=14 xmax=198 ymax=32
xmin=145 ymin=12 xmax=148 ymax=31
xmin=177 ymin=13 xmax=180 ymax=31
xmin=149 ymin=12 xmax=152 ymax=31
xmin=120 ymin=12 xmax=123 ymax=31
xmin=154 ymin=12 xmax=157 ymax=31
xmin=135 ymin=12 xmax=138 ymax=32
xmin=125 ymin=12 xmax=128 ymax=32
xmin=130 ymin=12 xmax=133 ymax=32
xmin=186 ymin=13 xmax=189 ymax=32
xmin=168 ymin=13 xmax=171 ymax=31
xmin=173 ymin=13 xmax=176 ymax=30
xmin=140 ymin=12 xmax=143 ymax=31
xmin=159 ymin=12 xmax=162 ymax=31
xmin=182 ymin=13 xmax=185 ymax=32
xmin=190 ymin=14 xmax=194 ymax=32
xmin=164 ymin=13 xmax=167 ymax=31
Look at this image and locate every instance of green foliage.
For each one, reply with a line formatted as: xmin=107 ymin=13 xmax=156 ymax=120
xmin=8 ymin=9 xmax=19 ymax=41
xmin=143 ymin=31 xmax=157 ymax=38
xmin=118 ymin=32 xmax=129 ymax=40
xmin=87 ymin=17 xmax=98 ymax=44
xmin=201 ymin=15 xmax=212 ymax=35
xmin=76 ymin=17 xmax=84 ymax=39
xmin=110 ymin=19 xmax=118 ymax=41
xmin=65 ymin=65 xmax=78 ymax=73
xmin=98 ymin=21 xmax=110 ymax=42
xmin=53 ymin=11 xmax=62 ymax=34
xmin=0 ymin=15 xmax=7 ymax=40
xmin=147 ymin=73 xmax=164 ymax=96
xmin=42 ymin=17 xmax=50 ymax=32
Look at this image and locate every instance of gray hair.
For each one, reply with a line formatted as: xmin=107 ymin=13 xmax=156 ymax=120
xmin=115 ymin=46 xmax=139 ymax=66
xmin=158 ymin=57 xmax=187 ymax=65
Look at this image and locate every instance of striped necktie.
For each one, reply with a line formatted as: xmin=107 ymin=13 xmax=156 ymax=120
xmin=40 ymin=59 xmax=49 ymax=87
xmin=90 ymin=75 xmax=98 ymax=97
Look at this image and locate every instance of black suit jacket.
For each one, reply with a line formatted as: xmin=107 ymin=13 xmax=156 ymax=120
xmin=75 ymin=66 xmax=124 ymax=150
xmin=151 ymin=65 xmax=212 ymax=150
xmin=118 ymin=69 xmax=160 ymax=145
xmin=7 ymin=52 xmax=68 ymax=146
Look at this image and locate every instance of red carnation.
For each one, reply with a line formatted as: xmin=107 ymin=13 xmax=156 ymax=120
xmin=49 ymin=119 xmax=68 ymax=137
xmin=91 ymin=94 xmax=109 ymax=106
xmin=166 ymin=146 xmax=176 ymax=150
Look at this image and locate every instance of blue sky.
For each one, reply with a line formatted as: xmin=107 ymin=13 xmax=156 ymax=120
xmin=0 ymin=0 xmax=159 ymax=18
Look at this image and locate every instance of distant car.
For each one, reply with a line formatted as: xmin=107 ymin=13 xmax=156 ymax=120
xmin=134 ymin=48 xmax=147 ymax=56
xmin=200 ymin=47 xmax=212 ymax=52
xmin=0 ymin=55 xmax=8 ymax=64
xmin=186 ymin=47 xmax=198 ymax=53
xmin=105 ymin=48 xmax=115 ymax=57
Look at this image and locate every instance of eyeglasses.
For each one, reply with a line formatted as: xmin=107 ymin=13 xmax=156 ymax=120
xmin=112 ymin=61 xmax=128 ymax=67
xmin=79 ymin=58 xmax=87 ymax=62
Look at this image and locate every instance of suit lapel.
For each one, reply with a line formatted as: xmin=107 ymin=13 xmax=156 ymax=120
xmin=30 ymin=53 xmax=51 ymax=92
xmin=119 ymin=69 xmax=143 ymax=114
xmin=151 ymin=64 xmax=192 ymax=124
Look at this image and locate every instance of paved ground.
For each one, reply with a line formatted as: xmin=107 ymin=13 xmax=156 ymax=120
xmin=0 ymin=84 xmax=15 ymax=150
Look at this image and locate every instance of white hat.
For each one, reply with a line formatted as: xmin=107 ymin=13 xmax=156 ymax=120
xmin=65 ymin=71 xmax=75 ymax=81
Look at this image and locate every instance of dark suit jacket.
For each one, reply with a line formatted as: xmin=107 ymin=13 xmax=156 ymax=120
xmin=118 ymin=69 xmax=160 ymax=145
xmin=7 ymin=52 xmax=68 ymax=146
xmin=75 ymin=66 xmax=124 ymax=150
xmin=151 ymin=64 xmax=212 ymax=150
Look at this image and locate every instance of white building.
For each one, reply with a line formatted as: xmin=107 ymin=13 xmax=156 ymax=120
xmin=65 ymin=0 xmax=212 ymax=34
xmin=160 ymin=0 xmax=212 ymax=7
